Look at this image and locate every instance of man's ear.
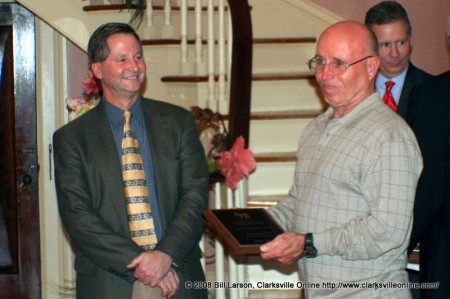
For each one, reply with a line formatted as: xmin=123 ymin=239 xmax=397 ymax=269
xmin=367 ymin=56 xmax=380 ymax=80
xmin=91 ymin=62 xmax=102 ymax=80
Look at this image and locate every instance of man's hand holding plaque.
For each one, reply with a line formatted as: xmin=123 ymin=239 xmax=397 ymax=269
xmin=260 ymin=232 xmax=305 ymax=264
xmin=202 ymin=208 xmax=284 ymax=255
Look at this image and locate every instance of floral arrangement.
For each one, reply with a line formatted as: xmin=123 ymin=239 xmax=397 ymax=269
xmin=217 ymin=136 xmax=257 ymax=190
xmin=191 ymin=106 xmax=256 ymax=190
xmin=66 ymin=71 xmax=101 ymax=122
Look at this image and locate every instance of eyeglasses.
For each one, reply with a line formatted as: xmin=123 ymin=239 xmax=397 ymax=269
xmin=307 ymin=55 xmax=372 ymax=73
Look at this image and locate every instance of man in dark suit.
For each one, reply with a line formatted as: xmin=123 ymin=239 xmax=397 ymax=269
xmin=53 ymin=23 xmax=209 ymax=299
xmin=406 ymin=71 xmax=450 ymax=298
xmin=365 ymin=1 xmax=432 ymax=118
xmin=365 ymin=3 xmax=432 ymax=297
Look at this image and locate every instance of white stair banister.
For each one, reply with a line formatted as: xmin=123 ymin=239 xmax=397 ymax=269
xmin=194 ymin=0 xmax=206 ymax=74
xmin=207 ymin=0 xmax=217 ymax=111
xmin=217 ymin=0 xmax=227 ymax=114
xmin=143 ymin=0 xmax=156 ymax=39
xmin=161 ymin=0 xmax=173 ymax=38
xmin=214 ymin=182 xmax=226 ymax=299
xmin=236 ymin=179 xmax=248 ymax=298
xmin=179 ymin=0 xmax=190 ymax=74
xmin=226 ymin=186 xmax=238 ymax=299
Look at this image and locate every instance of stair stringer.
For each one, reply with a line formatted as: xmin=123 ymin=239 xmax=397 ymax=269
xmin=250 ymin=0 xmax=342 ymax=39
xmin=16 ymin=0 xmax=99 ymax=51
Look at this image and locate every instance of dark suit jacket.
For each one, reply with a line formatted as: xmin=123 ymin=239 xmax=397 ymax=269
xmin=406 ymin=71 xmax=450 ymax=299
xmin=396 ymin=62 xmax=433 ymax=118
xmin=53 ymin=97 xmax=209 ymax=299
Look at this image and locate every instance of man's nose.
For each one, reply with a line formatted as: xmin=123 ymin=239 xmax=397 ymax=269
xmin=389 ymin=44 xmax=399 ymax=57
xmin=127 ymin=59 xmax=140 ymax=71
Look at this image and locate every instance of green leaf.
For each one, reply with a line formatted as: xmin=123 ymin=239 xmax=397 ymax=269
xmin=125 ymin=0 xmax=146 ymax=27
xmin=208 ymin=161 xmax=221 ymax=174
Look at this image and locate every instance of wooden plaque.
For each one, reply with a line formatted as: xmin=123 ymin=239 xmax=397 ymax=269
xmin=203 ymin=208 xmax=284 ymax=255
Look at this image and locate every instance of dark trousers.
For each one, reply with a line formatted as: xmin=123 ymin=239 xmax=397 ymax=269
xmin=407 ymin=269 xmax=420 ymax=299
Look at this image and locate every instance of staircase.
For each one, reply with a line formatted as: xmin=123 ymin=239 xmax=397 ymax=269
xmin=17 ymin=0 xmax=342 ymax=298
xmin=245 ymin=0 xmax=337 ymax=203
xmin=237 ymin=2 xmax=340 ymax=297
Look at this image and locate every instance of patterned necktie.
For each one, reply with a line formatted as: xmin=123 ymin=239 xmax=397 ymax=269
xmin=383 ymin=81 xmax=397 ymax=111
xmin=122 ymin=111 xmax=157 ymax=250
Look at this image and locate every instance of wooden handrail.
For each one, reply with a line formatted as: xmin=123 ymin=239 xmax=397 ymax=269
xmin=225 ymin=0 xmax=252 ymax=149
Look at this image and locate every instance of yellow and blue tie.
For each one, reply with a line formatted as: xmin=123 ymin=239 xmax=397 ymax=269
xmin=122 ymin=111 xmax=157 ymax=250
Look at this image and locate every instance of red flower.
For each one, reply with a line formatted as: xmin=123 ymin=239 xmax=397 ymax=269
xmin=82 ymin=71 xmax=101 ymax=97
xmin=217 ymin=136 xmax=256 ymax=190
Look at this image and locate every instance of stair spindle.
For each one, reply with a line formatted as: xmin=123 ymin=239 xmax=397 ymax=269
xmin=161 ymin=0 xmax=173 ymax=38
xmin=217 ymin=0 xmax=227 ymax=114
xmin=179 ymin=0 xmax=190 ymax=74
xmin=207 ymin=0 xmax=217 ymax=111
xmin=194 ymin=0 xmax=205 ymax=75
xmin=143 ymin=0 xmax=156 ymax=39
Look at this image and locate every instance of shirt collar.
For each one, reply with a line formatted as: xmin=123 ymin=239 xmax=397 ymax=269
xmin=375 ymin=64 xmax=409 ymax=94
xmin=103 ymin=96 xmax=144 ymax=129
xmin=320 ymin=92 xmax=381 ymax=127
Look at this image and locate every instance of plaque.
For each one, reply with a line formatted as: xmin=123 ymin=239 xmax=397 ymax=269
xmin=202 ymin=208 xmax=284 ymax=255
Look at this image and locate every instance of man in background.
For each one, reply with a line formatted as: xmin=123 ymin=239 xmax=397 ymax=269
xmin=365 ymin=1 xmax=432 ymax=117
xmin=260 ymin=20 xmax=422 ymax=298
xmin=407 ymin=70 xmax=450 ymax=298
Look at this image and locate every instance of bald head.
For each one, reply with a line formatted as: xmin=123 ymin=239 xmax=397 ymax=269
xmin=319 ymin=21 xmax=378 ymax=57
xmin=313 ymin=21 xmax=380 ymax=118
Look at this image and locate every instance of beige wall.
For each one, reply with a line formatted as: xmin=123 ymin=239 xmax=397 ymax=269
xmin=66 ymin=42 xmax=89 ymax=97
xmin=313 ymin=0 xmax=450 ymax=75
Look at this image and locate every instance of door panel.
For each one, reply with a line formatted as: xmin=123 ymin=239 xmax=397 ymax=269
xmin=0 ymin=4 xmax=40 ymax=299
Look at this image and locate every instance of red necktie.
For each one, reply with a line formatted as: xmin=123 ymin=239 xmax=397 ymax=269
xmin=383 ymin=81 xmax=397 ymax=111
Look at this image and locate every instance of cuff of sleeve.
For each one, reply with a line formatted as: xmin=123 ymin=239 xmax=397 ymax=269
xmin=312 ymin=230 xmax=329 ymax=256
xmin=267 ymin=207 xmax=290 ymax=231
xmin=153 ymin=245 xmax=180 ymax=270
xmin=171 ymin=262 xmax=179 ymax=272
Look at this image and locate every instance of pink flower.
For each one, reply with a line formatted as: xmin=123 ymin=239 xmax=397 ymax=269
xmin=82 ymin=71 xmax=101 ymax=96
xmin=217 ymin=136 xmax=256 ymax=190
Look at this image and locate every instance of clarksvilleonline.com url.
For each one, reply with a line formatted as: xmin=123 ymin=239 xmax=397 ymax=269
xmin=185 ymin=280 xmax=440 ymax=290
xmin=298 ymin=281 xmax=440 ymax=290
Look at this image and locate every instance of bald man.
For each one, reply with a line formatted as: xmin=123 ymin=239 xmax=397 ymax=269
xmin=260 ymin=21 xmax=422 ymax=298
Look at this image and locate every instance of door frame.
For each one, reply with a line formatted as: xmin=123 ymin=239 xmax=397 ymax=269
xmin=0 ymin=3 xmax=40 ymax=299
xmin=36 ymin=15 xmax=79 ymax=298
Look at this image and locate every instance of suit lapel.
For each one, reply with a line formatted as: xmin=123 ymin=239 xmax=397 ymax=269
xmin=87 ymin=102 xmax=129 ymax=227
xmin=397 ymin=64 xmax=416 ymax=117
xmin=398 ymin=63 xmax=432 ymax=118
xmin=141 ymin=100 xmax=174 ymax=228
